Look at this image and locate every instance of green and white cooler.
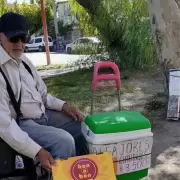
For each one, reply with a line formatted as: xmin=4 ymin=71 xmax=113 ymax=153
xmin=82 ymin=111 xmax=153 ymax=180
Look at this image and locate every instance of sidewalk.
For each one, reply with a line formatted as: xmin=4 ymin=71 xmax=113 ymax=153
xmin=25 ymin=52 xmax=89 ymax=66
xmin=38 ymin=67 xmax=78 ymax=79
xmin=34 ymin=53 xmax=105 ymax=78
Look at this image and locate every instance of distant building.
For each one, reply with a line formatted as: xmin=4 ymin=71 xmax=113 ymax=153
xmin=4 ymin=0 xmax=30 ymax=6
xmin=3 ymin=0 xmax=14 ymax=6
xmin=56 ymin=0 xmax=81 ymax=43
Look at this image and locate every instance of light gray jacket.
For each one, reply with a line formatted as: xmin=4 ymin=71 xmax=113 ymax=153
xmin=0 ymin=45 xmax=65 ymax=158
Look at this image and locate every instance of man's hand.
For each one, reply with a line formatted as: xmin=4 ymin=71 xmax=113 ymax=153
xmin=62 ymin=103 xmax=84 ymax=121
xmin=36 ymin=148 xmax=56 ymax=171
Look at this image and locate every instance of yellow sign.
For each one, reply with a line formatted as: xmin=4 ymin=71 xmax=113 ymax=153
xmin=52 ymin=152 xmax=116 ymax=180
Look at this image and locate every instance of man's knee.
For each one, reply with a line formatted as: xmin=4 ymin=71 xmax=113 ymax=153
xmin=46 ymin=109 xmax=82 ymax=138
xmin=47 ymin=129 xmax=76 ymax=159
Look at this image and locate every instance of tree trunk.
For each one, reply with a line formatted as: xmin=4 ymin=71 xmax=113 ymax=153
xmin=52 ymin=0 xmax=59 ymax=50
xmin=147 ymin=0 xmax=180 ymax=89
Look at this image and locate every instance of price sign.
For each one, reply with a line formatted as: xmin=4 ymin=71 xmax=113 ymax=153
xmin=88 ymin=136 xmax=153 ymax=175
xmin=116 ymin=154 xmax=151 ymax=175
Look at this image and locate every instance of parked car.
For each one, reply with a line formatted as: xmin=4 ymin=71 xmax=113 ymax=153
xmin=65 ymin=37 xmax=103 ymax=54
xmin=25 ymin=36 xmax=54 ymax=52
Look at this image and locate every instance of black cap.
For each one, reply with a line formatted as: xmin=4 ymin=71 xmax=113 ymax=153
xmin=0 ymin=12 xmax=29 ymax=38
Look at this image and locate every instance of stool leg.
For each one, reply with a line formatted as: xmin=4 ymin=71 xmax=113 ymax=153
xmin=118 ymin=90 xmax=121 ymax=111
xmin=91 ymin=92 xmax=95 ymax=114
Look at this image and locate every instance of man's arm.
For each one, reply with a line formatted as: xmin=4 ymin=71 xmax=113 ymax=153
xmin=23 ymin=57 xmax=65 ymax=111
xmin=23 ymin=57 xmax=84 ymax=121
xmin=0 ymin=86 xmax=42 ymax=159
xmin=38 ymin=80 xmax=65 ymax=111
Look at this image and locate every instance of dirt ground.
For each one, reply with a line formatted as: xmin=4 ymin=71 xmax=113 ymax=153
xmin=114 ymin=68 xmax=180 ymax=180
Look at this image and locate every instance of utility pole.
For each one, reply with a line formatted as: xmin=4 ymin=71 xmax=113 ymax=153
xmin=52 ymin=0 xmax=59 ymax=51
xmin=40 ymin=0 xmax=51 ymax=65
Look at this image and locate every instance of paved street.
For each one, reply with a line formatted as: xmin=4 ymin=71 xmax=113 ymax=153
xmin=25 ymin=52 xmax=89 ymax=66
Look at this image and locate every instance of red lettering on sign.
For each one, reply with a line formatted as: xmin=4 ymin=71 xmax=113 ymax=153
xmin=70 ymin=158 xmax=98 ymax=180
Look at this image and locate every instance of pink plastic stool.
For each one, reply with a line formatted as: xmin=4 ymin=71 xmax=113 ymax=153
xmin=91 ymin=61 xmax=121 ymax=114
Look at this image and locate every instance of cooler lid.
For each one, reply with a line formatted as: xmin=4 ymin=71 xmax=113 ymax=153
xmin=84 ymin=111 xmax=151 ymax=134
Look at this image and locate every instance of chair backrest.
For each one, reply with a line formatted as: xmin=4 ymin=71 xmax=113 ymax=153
xmin=92 ymin=61 xmax=121 ymax=92
xmin=93 ymin=61 xmax=120 ymax=76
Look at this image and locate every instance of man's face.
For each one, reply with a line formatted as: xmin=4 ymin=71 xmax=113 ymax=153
xmin=0 ymin=33 xmax=26 ymax=60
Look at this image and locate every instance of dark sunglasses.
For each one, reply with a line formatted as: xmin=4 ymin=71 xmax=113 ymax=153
xmin=9 ymin=35 xmax=30 ymax=44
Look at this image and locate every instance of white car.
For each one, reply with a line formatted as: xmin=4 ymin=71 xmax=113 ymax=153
xmin=25 ymin=36 xmax=54 ymax=52
xmin=66 ymin=37 xmax=102 ymax=54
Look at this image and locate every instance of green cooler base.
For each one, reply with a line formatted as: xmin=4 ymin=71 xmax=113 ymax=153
xmin=116 ymin=169 xmax=148 ymax=180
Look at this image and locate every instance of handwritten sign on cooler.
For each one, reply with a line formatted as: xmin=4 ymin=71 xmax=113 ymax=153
xmin=88 ymin=136 xmax=153 ymax=175
xmin=52 ymin=152 xmax=116 ymax=180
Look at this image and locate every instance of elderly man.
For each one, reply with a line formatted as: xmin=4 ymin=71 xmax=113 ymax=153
xmin=0 ymin=12 xmax=84 ymax=171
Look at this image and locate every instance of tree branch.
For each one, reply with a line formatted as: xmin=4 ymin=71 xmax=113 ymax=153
xmin=75 ymin=0 xmax=123 ymax=50
xmin=75 ymin=0 xmax=101 ymax=15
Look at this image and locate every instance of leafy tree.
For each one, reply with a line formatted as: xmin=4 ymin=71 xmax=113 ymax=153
xmin=0 ymin=0 xmax=75 ymax=40
xmin=8 ymin=2 xmax=41 ymax=34
xmin=58 ymin=20 xmax=73 ymax=36
xmin=38 ymin=19 xmax=73 ymax=39
xmin=0 ymin=0 xmax=53 ymax=35
xmin=0 ymin=0 xmax=8 ymax=16
xmin=72 ymin=0 xmax=156 ymax=69
xmin=30 ymin=0 xmax=72 ymax=38
xmin=70 ymin=0 xmax=97 ymax=36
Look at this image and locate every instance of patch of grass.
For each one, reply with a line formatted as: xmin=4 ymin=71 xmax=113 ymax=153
xmin=44 ymin=69 xmax=122 ymax=113
xmin=44 ymin=69 xmax=92 ymax=112
xmin=44 ymin=69 xmax=138 ymax=113
xmin=36 ymin=64 xmax=70 ymax=71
